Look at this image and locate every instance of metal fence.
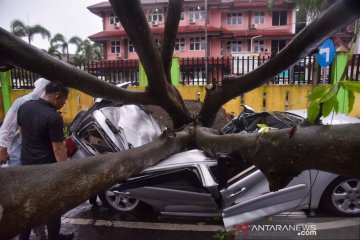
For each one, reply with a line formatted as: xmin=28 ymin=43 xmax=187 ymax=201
xmin=8 ymin=54 xmax=360 ymax=89
xmin=75 ymin=60 xmax=139 ymax=86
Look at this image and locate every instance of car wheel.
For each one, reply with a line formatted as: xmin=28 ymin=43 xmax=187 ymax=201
xmin=321 ymin=176 xmax=360 ymax=216
xmin=99 ymin=190 xmax=141 ymax=212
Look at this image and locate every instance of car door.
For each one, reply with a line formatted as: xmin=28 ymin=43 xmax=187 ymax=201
xmin=221 ymin=168 xmax=311 ymax=228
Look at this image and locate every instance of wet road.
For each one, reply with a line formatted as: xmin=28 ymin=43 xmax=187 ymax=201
xmin=60 ymin=201 xmax=223 ymax=240
xmin=26 ymin=201 xmax=360 ymax=240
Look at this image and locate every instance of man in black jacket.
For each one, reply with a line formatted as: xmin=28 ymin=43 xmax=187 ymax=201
xmin=18 ymin=81 xmax=74 ymax=240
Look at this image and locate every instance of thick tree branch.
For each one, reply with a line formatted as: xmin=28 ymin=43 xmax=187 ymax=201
xmin=161 ymin=0 xmax=184 ymax=83
xmin=0 ymin=28 xmax=153 ymax=105
xmin=110 ymin=0 xmax=191 ymax=128
xmin=0 ymin=130 xmax=190 ymax=238
xmin=199 ymin=0 xmax=360 ymax=127
xmin=194 ymin=124 xmax=360 ymax=191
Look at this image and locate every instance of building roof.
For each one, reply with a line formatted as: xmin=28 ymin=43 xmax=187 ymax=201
xmin=89 ymin=25 xmax=224 ymax=41
xmin=222 ymin=29 xmax=294 ymax=38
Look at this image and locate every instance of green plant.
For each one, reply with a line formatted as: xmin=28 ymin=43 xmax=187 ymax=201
xmin=63 ymin=126 xmax=70 ymax=138
xmin=307 ymin=81 xmax=360 ymax=124
xmin=212 ymin=230 xmax=234 ymax=240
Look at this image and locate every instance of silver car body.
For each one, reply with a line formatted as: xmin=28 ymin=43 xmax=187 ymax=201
xmin=70 ymin=103 xmax=360 ymax=228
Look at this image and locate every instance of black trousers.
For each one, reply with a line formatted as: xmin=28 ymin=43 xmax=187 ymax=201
xmin=19 ymin=216 xmax=61 ymax=240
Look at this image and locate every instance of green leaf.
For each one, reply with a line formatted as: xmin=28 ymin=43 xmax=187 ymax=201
xmin=322 ymin=95 xmax=338 ymax=117
xmin=307 ymin=100 xmax=320 ymax=124
xmin=307 ymin=85 xmax=328 ymax=101
xmin=320 ymin=84 xmax=339 ymax=103
xmin=257 ymin=124 xmax=270 ymax=133
xmin=341 ymin=81 xmax=360 ymax=93
xmin=348 ymin=90 xmax=355 ymax=113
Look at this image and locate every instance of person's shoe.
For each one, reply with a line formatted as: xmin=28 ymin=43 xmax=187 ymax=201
xmin=57 ymin=233 xmax=74 ymax=240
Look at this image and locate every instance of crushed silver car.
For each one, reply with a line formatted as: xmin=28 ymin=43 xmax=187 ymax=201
xmin=67 ymin=97 xmax=360 ymax=227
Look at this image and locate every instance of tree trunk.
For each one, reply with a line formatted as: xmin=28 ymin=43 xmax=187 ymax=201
xmin=0 ymin=131 xmax=190 ymax=238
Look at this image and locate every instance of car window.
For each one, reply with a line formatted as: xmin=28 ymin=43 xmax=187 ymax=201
xmin=78 ymin=123 xmax=114 ymax=154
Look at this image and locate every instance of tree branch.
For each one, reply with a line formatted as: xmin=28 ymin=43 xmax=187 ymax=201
xmin=0 ymin=130 xmax=190 ymax=238
xmin=194 ymin=124 xmax=360 ymax=191
xmin=109 ymin=0 xmax=191 ymax=128
xmin=109 ymin=0 xmax=166 ymax=91
xmin=161 ymin=0 xmax=184 ymax=83
xmin=0 ymin=28 xmax=152 ymax=105
xmin=199 ymin=0 xmax=360 ymax=127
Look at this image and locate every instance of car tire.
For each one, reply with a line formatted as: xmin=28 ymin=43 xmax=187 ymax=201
xmin=99 ymin=190 xmax=144 ymax=212
xmin=320 ymin=176 xmax=360 ymax=217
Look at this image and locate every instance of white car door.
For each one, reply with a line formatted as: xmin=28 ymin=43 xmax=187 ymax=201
xmin=221 ymin=168 xmax=311 ymax=228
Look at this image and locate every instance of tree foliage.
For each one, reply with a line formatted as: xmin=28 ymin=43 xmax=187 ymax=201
xmin=10 ymin=19 xmax=51 ymax=44
xmin=50 ymin=33 xmax=83 ymax=62
xmin=0 ymin=0 xmax=360 ymax=238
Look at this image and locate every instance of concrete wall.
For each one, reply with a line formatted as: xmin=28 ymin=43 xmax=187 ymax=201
xmin=1 ymin=86 xmax=359 ymax=126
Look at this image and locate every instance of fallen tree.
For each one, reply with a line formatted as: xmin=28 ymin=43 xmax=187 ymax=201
xmin=0 ymin=0 xmax=359 ymax=238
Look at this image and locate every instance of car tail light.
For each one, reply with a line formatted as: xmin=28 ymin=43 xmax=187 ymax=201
xmin=66 ymin=137 xmax=78 ymax=157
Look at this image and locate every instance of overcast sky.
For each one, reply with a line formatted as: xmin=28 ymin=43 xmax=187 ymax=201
xmin=0 ymin=0 xmax=103 ymax=52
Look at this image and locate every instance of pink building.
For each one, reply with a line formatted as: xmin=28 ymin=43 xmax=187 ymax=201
xmin=88 ymin=0 xmax=296 ymax=61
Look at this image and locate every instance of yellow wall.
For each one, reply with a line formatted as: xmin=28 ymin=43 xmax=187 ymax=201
xmin=4 ymin=89 xmax=95 ymax=126
xmin=1 ymin=86 xmax=359 ymax=126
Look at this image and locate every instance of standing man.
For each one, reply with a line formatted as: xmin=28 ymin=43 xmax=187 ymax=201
xmin=17 ymin=81 xmax=74 ymax=240
xmin=0 ymin=78 xmax=49 ymax=166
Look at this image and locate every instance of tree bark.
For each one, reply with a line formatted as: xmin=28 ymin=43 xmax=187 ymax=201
xmin=194 ymin=124 xmax=360 ymax=190
xmin=161 ymin=0 xmax=184 ymax=83
xmin=109 ymin=0 xmax=191 ymax=128
xmin=0 ymin=130 xmax=190 ymax=238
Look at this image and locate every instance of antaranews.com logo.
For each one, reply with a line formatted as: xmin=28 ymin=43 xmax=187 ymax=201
xmin=236 ymin=223 xmax=317 ymax=237
xmin=233 ymin=218 xmax=360 ymax=240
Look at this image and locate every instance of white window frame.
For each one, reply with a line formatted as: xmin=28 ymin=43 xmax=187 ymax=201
xmin=189 ymin=6 xmax=205 ymax=21
xmin=128 ymin=40 xmax=135 ymax=52
xmin=110 ymin=12 xmax=120 ymax=25
xmin=147 ymin=8 xmax=164 ymax=22
xmin=175 ymin=38 xmax=186 ymax=51
xmin=190 ymin=37 xmax=205 ymax=51
xmin=226 ymin=12 xmax=242 ymax=25
xmin=254 ymin=11 xmax=265 ymax=24
xmin=253 ymin=40 xmax=264 ymax=52
xmin=111 ymin=40 xmax=121 ymax=54
xmin=227 ymin=40 xmax=243 ymax=52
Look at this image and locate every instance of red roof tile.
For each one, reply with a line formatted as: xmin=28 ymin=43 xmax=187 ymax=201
xmin=89 ymin=25 xmax=223 ymax=41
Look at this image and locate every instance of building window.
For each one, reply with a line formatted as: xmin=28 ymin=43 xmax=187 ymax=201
xmin=271 ymin=40 xmax=286 ymax=53
xmin=147 ymin=8 xmax=164 ymax=22
xmin=189 ymin=6 xmax=205 ymax=21
xmin=190 ymin=37 xmax=205 ymax=50
xmin=111 ymin=41 xmax=120 ymax=53
xmin=227 ymin=40 xmax=243 ymax=52
xmin=175 ymin=38 xmax=185 ymax=51
xmin=128 ymin=40 xmax=135 ymax=52
xmin=254 ymin=12 xmax=265 ymax=24
xmin=253 ymin=40 xmax=264 ymax=52
xmin=226 ymin=12 xmax=242 ymax=25
xmin=272 ymin=11 xmax=287 ymax=26
xmin=110 ymin=12 xmax=120 ymax=24
xmin=180 ymin=8 xmax=185 ymax=20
